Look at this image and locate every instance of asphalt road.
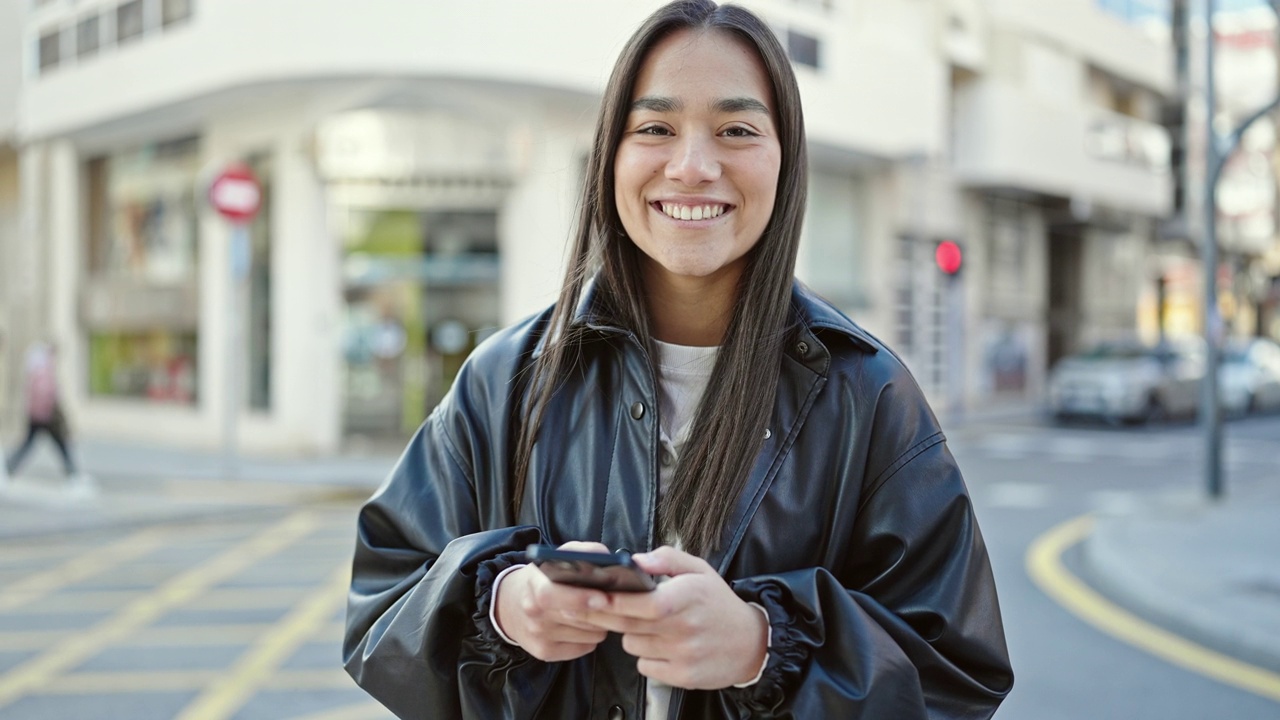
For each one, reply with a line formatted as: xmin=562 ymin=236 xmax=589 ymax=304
xmin=951 ymin=411 xmax=1280 ymax=719
xmin=0 ymin=412 xmax=1276 ymax=719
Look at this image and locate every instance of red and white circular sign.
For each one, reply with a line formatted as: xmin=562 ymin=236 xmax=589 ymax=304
xmin=208 ymin=163 xmax=262 ymax=224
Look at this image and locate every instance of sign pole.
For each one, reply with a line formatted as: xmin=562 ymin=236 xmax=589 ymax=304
xmin=208 ymin=162 xmax=262 ymax=482
xmin=223 ymin=224 xmax=250 ymax=480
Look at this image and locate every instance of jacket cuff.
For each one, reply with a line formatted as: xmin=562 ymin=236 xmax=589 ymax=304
xmin=470 ymin=549 xmax=536 ymax=668
xmin=723 ymin=580 xmax=808 ymax=714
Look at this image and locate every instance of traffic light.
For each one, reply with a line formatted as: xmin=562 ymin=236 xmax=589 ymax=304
xmin=935 ymin=240 xmax=963 ymax=276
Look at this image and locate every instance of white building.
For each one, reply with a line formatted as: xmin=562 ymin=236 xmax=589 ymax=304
xmin=0 ymin=0 xmax=25 ymax=435
xmin=8 ymin=0 xmax=1176 ymax=455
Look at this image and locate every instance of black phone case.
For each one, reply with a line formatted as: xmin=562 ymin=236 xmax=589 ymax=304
xmin=525 ymin=545 xmax=657 ymax=592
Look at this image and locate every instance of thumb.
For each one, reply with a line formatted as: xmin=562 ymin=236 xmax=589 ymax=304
xmin=631 ymin=545 xmax=713 ymax=577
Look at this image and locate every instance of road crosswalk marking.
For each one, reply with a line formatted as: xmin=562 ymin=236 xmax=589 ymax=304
xmin=174 ymin=564 xmax=352 ymax=720
xmin=0 ymin=511 xmax=320 ymax=711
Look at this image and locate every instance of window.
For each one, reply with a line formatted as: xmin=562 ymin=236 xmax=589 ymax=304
xmin=77 ymin=15 xmax=101 ymax=59
xmin=116 ymin=0 xmax=145 ymax=44
xmin=85 ymin=137 xmax=203 ymax=405
xmin=787 ymin=29 xmax=821 ymax=69
xmin=38 ymin=28 xmax=61 ymax=72
xmin=162 ymin=0 xmax=193 ymax=27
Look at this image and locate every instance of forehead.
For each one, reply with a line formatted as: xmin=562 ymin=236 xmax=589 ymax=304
xmin=631 ymin=28 xmax=774 ymax=112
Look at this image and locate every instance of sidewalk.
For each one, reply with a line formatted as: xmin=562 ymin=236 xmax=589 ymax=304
xmin=1080 ymin=489 xmax=1280 ymax=674
xmin=0 ymin=437 xmax=398 ymax=540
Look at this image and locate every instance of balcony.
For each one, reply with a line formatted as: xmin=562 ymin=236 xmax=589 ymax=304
xmin=953 ymin=79 xmax=1173 ymax=216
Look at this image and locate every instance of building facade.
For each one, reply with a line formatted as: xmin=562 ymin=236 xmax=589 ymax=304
xmin=7 ymin=0 xmax=1184 ymax=454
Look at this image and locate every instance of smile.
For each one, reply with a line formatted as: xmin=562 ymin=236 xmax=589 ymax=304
xmin=655 ymin=202 xmax=731 ymax=221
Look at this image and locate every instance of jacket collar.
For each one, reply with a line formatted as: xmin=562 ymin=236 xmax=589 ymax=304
xmin=532 ymin=277 xmax=880 ymax=362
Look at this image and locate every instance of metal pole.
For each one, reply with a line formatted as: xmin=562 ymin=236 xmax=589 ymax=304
xmin=1200 ymin=0 xmax=1223 ymax=500
xmin=223 ymin=223 xmax=250 ymax=480
xmin=1199 ymin=0 xmax=1280 ymax=500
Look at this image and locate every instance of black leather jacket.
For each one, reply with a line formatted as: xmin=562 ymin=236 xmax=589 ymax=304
xmin=344 ymin=282 xmax=1013 ymax=719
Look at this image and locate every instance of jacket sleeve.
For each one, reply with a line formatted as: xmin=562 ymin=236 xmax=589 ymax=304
xmin=722 ymin=436 xmax=1013 ymax=719
xmin=342 ymin=406 xmax=557 ymax=720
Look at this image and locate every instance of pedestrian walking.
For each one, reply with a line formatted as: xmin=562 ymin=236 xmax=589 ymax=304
xmin=343 ymin=2 xmax=1013 ymax=718
xmin=4 ymin=341 xmax=92 ymax=494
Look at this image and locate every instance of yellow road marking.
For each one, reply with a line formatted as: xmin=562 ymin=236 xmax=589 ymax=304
xmin=0 ymin=511 xmax=319 ymax=710
xmin=44 ymin=670 xmax=219 ymax=694
xmin=264 ymin=669 xmax=356 ymax=690
xmin=0 ymin=527 xmax=172 ymax=611
xmin=1027 ymin=514 xmax=1280 ymax=703
xmin=128 ymin=624 xmax=278 ymax=646
xmin=175 ymin=564 xmax=351 ymax=720
xmin=289 ymin=701 xmax=394 ymax=720
xmin=0 ymin=630 xmax=72 ymax=651
xmin=0 ymin=589 xmax=143 ymax=614
xmin=33 ymin=667 xmax=354 ymax=695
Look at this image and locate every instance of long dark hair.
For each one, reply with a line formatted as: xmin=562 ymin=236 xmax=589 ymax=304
xmin=511 ymin=0 xmax=808 ymax=557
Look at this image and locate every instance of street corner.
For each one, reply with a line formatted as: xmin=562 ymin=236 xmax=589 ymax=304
xmin=1079 ymin=498 xmax=1280 ymax=677
xmin=1029 ymin=511 xmax=1280 ymax=705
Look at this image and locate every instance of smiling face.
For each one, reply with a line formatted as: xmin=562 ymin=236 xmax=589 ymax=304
xmin=614 ymin=28 xmax=782 ymax=300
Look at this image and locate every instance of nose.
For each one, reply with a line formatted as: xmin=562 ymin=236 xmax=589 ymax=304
xmin=665 ymin=133 xmax=720 ymax=186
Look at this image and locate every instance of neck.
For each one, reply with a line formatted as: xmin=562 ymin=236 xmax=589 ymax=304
xmin=642 ymin=265 xmax=739 ymax=347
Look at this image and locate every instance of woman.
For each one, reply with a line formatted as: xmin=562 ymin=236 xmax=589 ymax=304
xmin=344 ymin=2 xmax=1014 ymax=718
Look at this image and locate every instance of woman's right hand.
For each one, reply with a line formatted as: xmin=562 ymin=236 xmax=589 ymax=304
xmin=494 ymin=541 xmax=611 ymax=662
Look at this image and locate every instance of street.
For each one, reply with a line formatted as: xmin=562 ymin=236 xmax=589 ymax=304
xmin=952 ymin=411 xmax=1280 ymax=719
xmin=0 ymin=413 xmax=1276 ymax=719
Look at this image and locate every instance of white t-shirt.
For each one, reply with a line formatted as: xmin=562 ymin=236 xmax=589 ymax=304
xmin=491 ymin=340 xmax=766 ymax=719
xmin=646 ymin=340 xmax=719 ymax=719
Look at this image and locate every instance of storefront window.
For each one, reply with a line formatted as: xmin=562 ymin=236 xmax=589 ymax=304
xmin=340 ymin=208 xmax=500 ymax=438
xmin=88 ymin=136 xmax=200 ymax=283
xmin=88 ymin=331 xmax=197 ymax=403
xmin=84 ymin=136 xmax=201 ymax=405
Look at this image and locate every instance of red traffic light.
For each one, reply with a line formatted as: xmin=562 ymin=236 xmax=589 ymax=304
xmin=935 ymin=240 xmax=963 ymax=275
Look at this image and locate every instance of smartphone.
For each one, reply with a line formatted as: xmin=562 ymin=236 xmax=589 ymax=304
xmin=525 ymin=545 xmax=657 ymax=592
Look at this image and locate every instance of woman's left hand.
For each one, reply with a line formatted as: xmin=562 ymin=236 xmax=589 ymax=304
xmin=582 ymin=545 xmax=768 ymax=690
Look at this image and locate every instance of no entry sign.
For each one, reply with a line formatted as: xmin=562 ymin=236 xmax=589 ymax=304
xmin=209 ymin=163 xmax=262 ymax=224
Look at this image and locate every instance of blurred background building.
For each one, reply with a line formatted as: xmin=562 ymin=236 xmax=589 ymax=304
xmin=0 ymin=0 xmax=1275 ymax=456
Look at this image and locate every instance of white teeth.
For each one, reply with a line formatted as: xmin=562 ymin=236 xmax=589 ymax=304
xmin=660 ymin=202 xmax=727 ymax=220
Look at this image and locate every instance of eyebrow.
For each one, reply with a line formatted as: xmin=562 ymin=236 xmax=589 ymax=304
xmin=630 ymin=95 xmax=771 ymax=116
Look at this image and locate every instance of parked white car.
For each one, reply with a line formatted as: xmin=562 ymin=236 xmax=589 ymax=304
xmin=1219 ymin=338 xmax=1280 ymax=416
xmin=1048 ymin=339 xmax=1205 ymax=424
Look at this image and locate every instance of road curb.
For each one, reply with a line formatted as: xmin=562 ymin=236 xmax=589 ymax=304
xmin=1080 ymin=507 xmax=1280 ymax=675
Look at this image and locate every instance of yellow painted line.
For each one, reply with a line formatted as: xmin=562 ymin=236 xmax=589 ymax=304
xmin=0 ymin=511 xmax=319 ymax=710
xmin=0 ymin=589 xmax=143 ymax=614
xmin=1027 ymin=514 xmax=1280 ymax=703
xmin=264 ymin=669 xmax=356 ymax=691
xmin=289 ymin=701 xmax=395 ymax=720
xmin=44 ymin=670 xmax=217 ymax=694
xmin=183 ymin=586 xmax=309 ymax=611
xmin=0 ymin=527 xmax=172 ymax=611
xmin=128 ymin=624 xmax=276 ymax=647
xmin=174 ymin=564 xmax=351 ymax=720
xmin=0 ymin=630 xmax=72 ymax=651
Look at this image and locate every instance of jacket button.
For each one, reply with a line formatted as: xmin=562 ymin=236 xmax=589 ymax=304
xmin=795 ymin=340 xmax=809 ymax=356
xmin=607 ymin=705 xmax=625 ymax=720
xmin=763 ymin=428 xmax=772 ymax=440
xmin=630 ymin=402 xmax=645 ymax=420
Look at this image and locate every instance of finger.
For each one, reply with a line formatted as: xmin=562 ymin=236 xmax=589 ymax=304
xmin=582 ymin=610 xmax=663 ymax=636
xmin=631 ymin=546 xmax=714 ymax=577
xmin=527 ymin=571 xmax=609 ymax=613
xmin=620 ymin=631 xmax=673 ymax=661
xmin=538 ymin=624 xmax=608 ymax=645
xmin=557 ymin=540 xmax=610 ymax=554
xmin=530 ymin=640 xmax=604 ymax=664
